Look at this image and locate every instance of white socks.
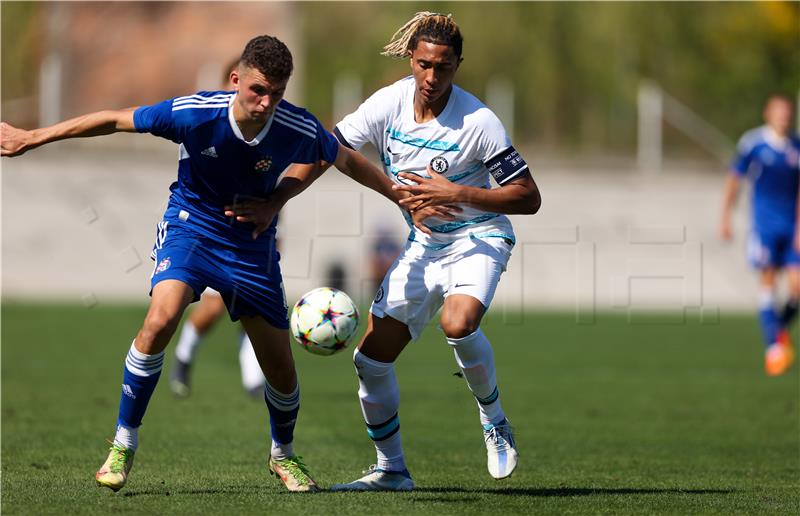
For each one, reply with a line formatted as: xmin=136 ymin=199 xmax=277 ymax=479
xmin=271 ymin=441 xmax=295 ymax=461
xmin=448 ymin=329 xmax=505 ymax=426
xmin=353 ymin=349 xmax=406 ymax=472
xmin=114 ymin=424 xmax=138 ymax=451
xmin=174 ymin=321 xmax=202 ymax=363
xmin=238 ymin=332 xmax=266 ymax=392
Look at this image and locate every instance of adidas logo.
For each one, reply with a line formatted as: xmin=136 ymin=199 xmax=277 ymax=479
xmin=122 ymin=384 xmax=137 ymax=399
xmin=201 ymin=146 xmax=218 ymax=158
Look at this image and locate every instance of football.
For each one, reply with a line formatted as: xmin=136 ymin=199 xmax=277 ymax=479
xmin=290 ymin=287 xmax=360 ymax=356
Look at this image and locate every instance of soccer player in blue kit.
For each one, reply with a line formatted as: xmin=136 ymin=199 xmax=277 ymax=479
xmin=1 ymin=36 xmax=404 ymax=492
xmin=720 ymin=95 xmax=800 ymax=376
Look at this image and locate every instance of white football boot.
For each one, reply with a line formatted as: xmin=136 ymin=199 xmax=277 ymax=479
xmin=330 ymin=465 xmax=414 ymax=492
xmin=483 ymin=420 xmax=518 ymax=479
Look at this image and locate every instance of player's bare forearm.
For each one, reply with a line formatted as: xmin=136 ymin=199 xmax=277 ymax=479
xmin=224 ymin=162 xmax=326 ymax=239
xmin=453 ymin=174 xmax=540 ymax=214
xmin=271 ymin=162 xmax=328 ymax=208
xmin=1 ymin=109 xmax=137 ymax=157
xmin=721 ymin=174 xmax=740 ymax=215
xmin=719 ymin=173 xmax=740 ymax=240
xmin=334 ymin=145 xmax=406 ymax=206
xmin=395 ymin=168 xmax=541 ymax=215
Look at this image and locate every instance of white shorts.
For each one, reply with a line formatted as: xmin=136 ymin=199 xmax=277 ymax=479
xmin=371 ymin=237 xmax=513 ymax=340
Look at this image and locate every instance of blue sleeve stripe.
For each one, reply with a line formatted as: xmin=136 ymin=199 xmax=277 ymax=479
xmin=172 ymin=103 xmax=229 ymax=112
xmin=274 ymin=114 xmax=316 ymax=139
xmin=275 ymin=107 xmax=316 ymax=132
xmin=173 ymin=93 xmax=232 ymax=105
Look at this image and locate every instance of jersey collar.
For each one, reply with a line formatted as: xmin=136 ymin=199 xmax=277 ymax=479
xmin=228 ymin=94 xmax=274 ymax=146
xmin=406 ymin=77 xmax=457 ymax=126
xmin=763 ymin=125 xmax=788 ymax=151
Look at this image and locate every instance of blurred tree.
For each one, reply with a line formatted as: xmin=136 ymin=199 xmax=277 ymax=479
xmin=299 ymin=1 xmax=799 ymax=157
xmin=3 ymin=2 xmax=796 ymax=158
xmin=1 ymin=2 xmax=42 ymax=125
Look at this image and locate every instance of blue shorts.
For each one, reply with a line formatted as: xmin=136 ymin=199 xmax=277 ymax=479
xmin=150 ymin=221 xmax=289 ymax=328
xmin=747 ymin=229 xmax=800 ymax=269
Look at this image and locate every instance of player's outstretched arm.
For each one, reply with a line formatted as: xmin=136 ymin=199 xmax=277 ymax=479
xmin=394 ymin=167 xmax=541 ymax=215
xmin=719 ymin=173 xmax=740 ymax=241
xmin=333 ymin=144 xmax=462 ymax=234
xmin=1 ymin=109 xmax=137 ymax=157
xmin=333 ymin=144 xmax=405 ymax=205
xmin=224 ymin=162 xmax=328 ymax=239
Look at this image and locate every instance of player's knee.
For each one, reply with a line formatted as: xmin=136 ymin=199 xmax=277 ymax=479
xmin=440 ymin=313 xmax=479 ymax=339
xmin=353 ymin=347 xmax=394 ymax=377
xmin=139 ymin=310 xmax=179 ymax=346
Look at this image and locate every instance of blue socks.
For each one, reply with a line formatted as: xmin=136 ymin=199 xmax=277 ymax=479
xmin=758 ymin=305 xmax=781 ymax=348
xmin=115 ymin=341 xmax=164 ymax=450
xmin=758 ymin=290 xmax=798 ymax=348
xmin=264 ymin=381 xmax=300 ymax=459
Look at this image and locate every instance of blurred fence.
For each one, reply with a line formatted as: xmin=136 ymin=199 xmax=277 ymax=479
xmin=2 ymin=141 xmax=757 ymax=316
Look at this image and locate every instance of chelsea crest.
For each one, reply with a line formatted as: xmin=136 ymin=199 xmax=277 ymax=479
xmin=430 ymin=156 xmax=449 ymax=173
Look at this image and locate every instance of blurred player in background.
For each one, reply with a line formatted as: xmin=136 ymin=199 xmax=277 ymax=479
xmin=720 ymin=95 xmax=800 ymax=376
xmin=170 ymin=288 xmax=265 ymax=398
xmin=330 ymin=12 xmax=541 ymax=491
xmin=367 ymin=224 xmax=403 ymax=293
xmin=1 ymin=35 xmax=403 ymax=493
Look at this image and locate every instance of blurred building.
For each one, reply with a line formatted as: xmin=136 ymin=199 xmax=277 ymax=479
xmin=3 ymin=2 xmax=302 ymax=126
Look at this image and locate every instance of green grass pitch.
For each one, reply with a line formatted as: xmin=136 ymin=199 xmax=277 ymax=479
xmin=2 ymin=302 xmax=798 ymax=514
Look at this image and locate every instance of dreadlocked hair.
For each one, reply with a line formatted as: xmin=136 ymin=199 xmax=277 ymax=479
xmin=381 ymin=12 xmax=463 ymax=59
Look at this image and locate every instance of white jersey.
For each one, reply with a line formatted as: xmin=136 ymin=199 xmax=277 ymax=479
xmin=335 ymin=76 xmax=529 ymax=253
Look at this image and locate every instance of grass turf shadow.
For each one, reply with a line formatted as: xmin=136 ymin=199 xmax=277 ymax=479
xmin=409 ymin=487 xmax=738 ymax=497
xmin=118 ymin=486 xmax=736 ymax=498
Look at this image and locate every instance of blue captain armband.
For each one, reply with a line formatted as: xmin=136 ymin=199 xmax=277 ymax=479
xmin=485 ymin=146 xmax=529 ymax=185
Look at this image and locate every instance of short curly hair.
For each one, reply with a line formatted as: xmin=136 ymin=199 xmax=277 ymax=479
xmin=240 ymin=35 xmax=293 ymax=83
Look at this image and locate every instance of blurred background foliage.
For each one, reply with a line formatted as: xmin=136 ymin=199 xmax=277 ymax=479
xmin=1 ymin=1 xmax=797 ymax=154
xmin=2 ymin=2 xmax=42 ymax=101
xmin=300 ymin=1 xmax=799 ymax=153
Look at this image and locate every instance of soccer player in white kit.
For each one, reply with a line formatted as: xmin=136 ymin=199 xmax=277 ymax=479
xmin=331 ymin=12 xmax=541 ymax=491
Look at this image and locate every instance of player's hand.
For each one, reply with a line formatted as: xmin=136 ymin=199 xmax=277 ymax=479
xmin=795 ymin=229 xmax=800 ymax=254
xmin=719 ymin=218 xmax=733 ymax=241
xmin=393 ymin=165 xmax=461 ymax=209
xmin=224 ymin=198 xmax=281 ymax=240
xmin=409 ymin=204 xmax=462 ymax=236
xmin=1 ymin=122 xmax=34 ymax=157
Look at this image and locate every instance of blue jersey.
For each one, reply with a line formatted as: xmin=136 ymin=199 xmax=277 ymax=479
xmin=134 ymin=91 xmax=339 ymax=251
xmin=732 ymin=126 xmax=800 ymax=236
